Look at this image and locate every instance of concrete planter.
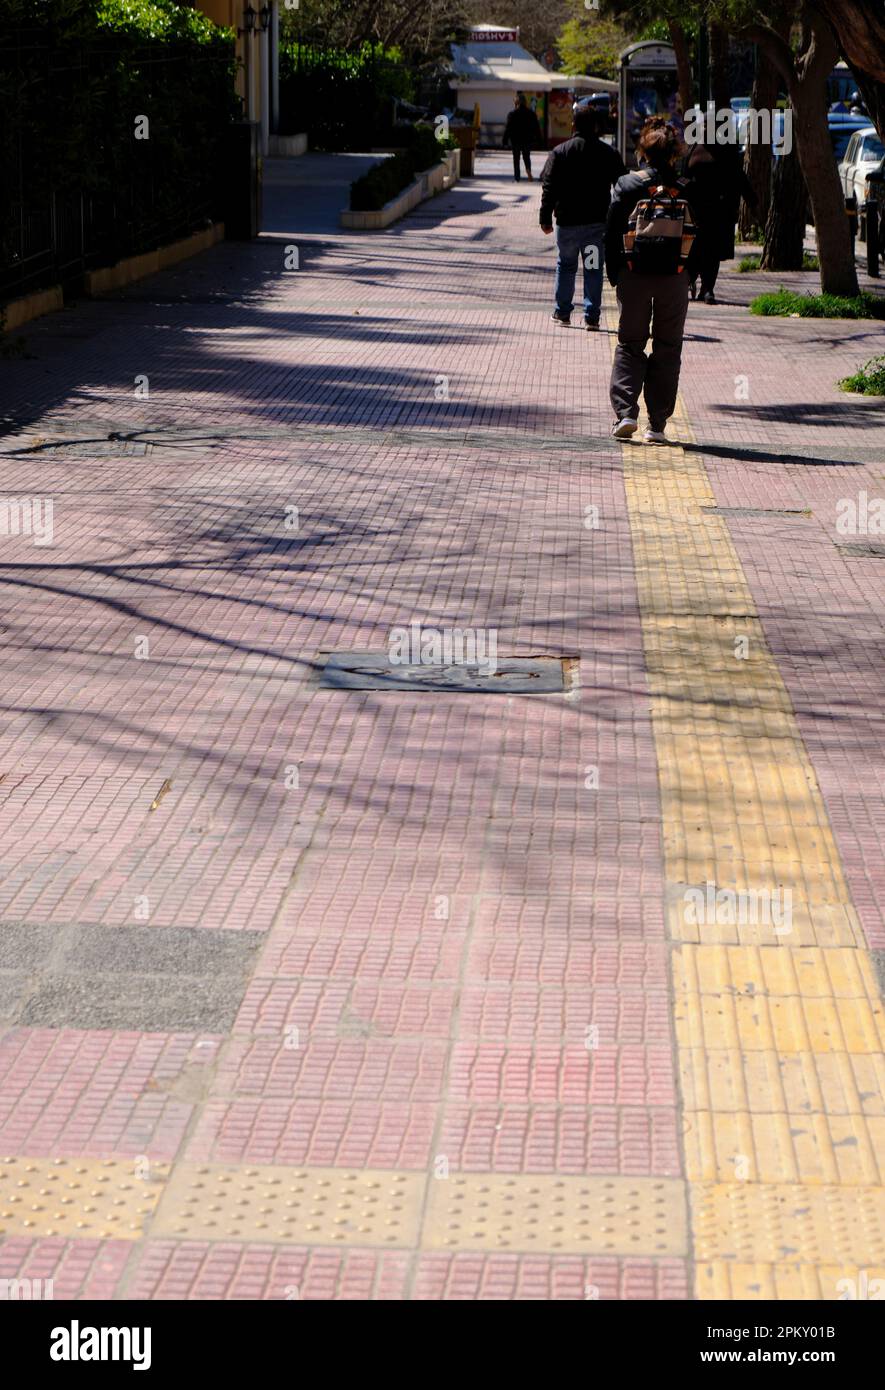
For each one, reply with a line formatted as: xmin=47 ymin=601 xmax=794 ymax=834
xmin=84 ymin=223 xmax=225 ymax=296
xmin=341 ymin=149 xmax=460 ymax=230
xmin=2 ymin=285 xmax=64 ymax=333
xmin=2 ymin=223 xmax=225 ymax=331
xmin=268 ymin=133 xmax=308 ymax=157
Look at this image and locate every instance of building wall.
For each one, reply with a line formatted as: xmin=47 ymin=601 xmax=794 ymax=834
xmin=193 ymin=0 xmax=274 ymax=145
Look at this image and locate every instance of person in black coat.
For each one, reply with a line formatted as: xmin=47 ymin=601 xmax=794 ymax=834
xmin=503 ymin=95 xmax=543 ymax=181
xmin=683 ymin=135 xmax=755 ymax=303
xmin=539 ymin=100 xmax=625 ymax=327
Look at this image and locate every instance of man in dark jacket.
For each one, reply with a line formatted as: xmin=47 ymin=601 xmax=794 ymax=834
xmin=540 ymin=99 xmax=626 ymax=329
xmin=503 ymin=95 xmax=542 ymax=182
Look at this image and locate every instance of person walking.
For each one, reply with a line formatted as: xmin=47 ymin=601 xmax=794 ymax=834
xmin=503 ymin=94 xmax=542 ymax=182
xmin=684 ymin=132 xmax=754 ymax=303
xmin=539 ymin=98 xmax=626 ymax=329
xmin=605 ymin=116 xmax=700 ymax=443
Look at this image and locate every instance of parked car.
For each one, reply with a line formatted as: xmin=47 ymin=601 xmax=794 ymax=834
xmin=828 ymin=112 xmax=872 ymax=161
xmin=839 ymin=126 xmax=885 ymax=242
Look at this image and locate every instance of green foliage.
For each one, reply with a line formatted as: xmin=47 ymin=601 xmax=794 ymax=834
xmin=749 ymin=288 xmax=885 ymax=318
xmin=350 ymin=126 xmax=447 ymax=211
xmin=839 ymin=355 xmax=885 ymax=395
xmin=96 ymin=0 xmax=231 ymax=42
xmin=557 ymin=14 xmax=632 ymax=78
xmin=738 ymin=253 xmax=819 ymax=271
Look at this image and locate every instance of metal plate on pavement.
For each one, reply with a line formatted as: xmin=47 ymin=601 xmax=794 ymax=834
xmin=319 ymin=653 xmax=566 ymax=693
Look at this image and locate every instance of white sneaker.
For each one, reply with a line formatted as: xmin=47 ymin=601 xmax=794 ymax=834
xmin=610 ymin=417 xmax=638 ymax=439
xmin=643 ymin=428 xmax=669 ymax=445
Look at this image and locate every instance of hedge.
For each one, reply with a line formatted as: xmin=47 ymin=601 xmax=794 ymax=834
xmin=350 ymin=125 xmax=452 ymax=212
xmin=278 ymin=41 xmax=412 ymax=151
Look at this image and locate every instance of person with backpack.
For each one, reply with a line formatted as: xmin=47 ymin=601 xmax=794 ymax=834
xmin=503 ymin=95 xmax=542 ymax=182
xmin=539 ymin=98 xmax=626 ymax=330
xmin=604 ymin=116 xmax=699 ymax=444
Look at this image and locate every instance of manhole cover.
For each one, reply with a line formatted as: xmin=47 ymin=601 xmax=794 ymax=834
xmin=702 ymin=506 xmax=810 ymax=517
xmin=836 ymin=541 xmax=885 ymax=557
xmin=320 ymin=653 xmax=566 ymax=693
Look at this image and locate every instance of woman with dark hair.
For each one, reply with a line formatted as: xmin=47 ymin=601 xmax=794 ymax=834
xmin=604 ymin=117 xmax=700 ymax=444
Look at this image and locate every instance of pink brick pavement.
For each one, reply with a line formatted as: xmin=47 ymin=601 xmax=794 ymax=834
xmin=0 ymin=151 xmax=883 ymax=1298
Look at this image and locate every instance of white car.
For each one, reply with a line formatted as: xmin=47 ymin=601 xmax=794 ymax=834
xmin=838 ymin=125 xmax=885 ymax=234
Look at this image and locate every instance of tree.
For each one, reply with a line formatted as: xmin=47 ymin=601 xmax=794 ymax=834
xmin=737 ymin=2 xmax=860 ymax=296
xmin=557 ymin=12 xmax=634 ymax=79
xmin=816 ymin=0 xmax=885 ymax=81
xmin=282 ymin=0 xmax=470 ymax=67
xmin=709 ymin=20 xmax=732 ymax=109
xmin=667 ymin=19 xmax=694 ymax=114
xmin=760 ymin=144 xmax=808 ymax=267
xmin=738 ymin=23 xmax=789 ymax=238
xmin=464 ymin=0 xmax=573 ymax=62
xmin=817 ymin=0 xmax=885 ymax=146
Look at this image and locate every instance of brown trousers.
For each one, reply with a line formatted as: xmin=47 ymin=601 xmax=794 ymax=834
xmin=610 ymin=269 xmax=690 ymax=430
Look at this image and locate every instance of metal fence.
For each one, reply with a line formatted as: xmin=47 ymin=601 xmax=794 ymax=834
xmin=1 ymin=29 xmax=235 ymax=306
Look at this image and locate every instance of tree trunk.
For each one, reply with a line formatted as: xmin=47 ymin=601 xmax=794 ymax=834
xmin=751 ymin=14 xmax=860 ymax=296
xmin=818 ymin=0 xmax=885 ymax=82
xmin=851 ymin=67 xmax=885 ymax=145
xmin=760 ymin=146 xmax=807 ymax=269
xmin=709 ymin=22 xmax=731 ymax=113
xmin=738 ymin=43 xmax=780 ymax=239
xmin=790 ymin=34 xmax=860 ymax=296
xmin=667 ymin=19 xmax=693 ymax=117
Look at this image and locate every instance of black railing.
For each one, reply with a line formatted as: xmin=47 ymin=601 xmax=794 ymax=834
xmin=1 ymin=26 xmax=238 ymax=307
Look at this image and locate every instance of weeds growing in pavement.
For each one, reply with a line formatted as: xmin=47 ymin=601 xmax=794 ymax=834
xmin=839 ymin=354 xmax=885 ymax=395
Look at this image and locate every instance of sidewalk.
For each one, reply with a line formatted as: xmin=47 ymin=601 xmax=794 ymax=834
xmin=0 ymin=151 xmax=883 ymax=1301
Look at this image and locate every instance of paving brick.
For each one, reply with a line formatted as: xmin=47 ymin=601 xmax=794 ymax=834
xmin=0 ymin=149 xmax=882 ymax=1299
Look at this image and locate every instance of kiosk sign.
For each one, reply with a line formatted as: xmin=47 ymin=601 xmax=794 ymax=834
xmin=470 ymin=27 xmax=519 ymax=42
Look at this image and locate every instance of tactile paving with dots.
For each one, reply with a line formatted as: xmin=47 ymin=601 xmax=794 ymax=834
xmin=0 ymin=1157 xmax=168 ymax=1240
xmin=692 ymin=1183 xmax=885 ymax=1265
xmin=151 ymin=1165 xmax=424 ymax=1246
xmin=421 ymin=1174 xmax=687 ymax=1255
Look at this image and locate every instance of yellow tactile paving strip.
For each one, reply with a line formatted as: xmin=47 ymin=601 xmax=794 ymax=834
xmin=0 ymin=1157 xmax=168 ymax=1240
xmin=620 ymin=393 xmax=885 ymax=1298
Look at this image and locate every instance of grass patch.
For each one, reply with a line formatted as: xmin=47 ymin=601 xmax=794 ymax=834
xmin=839 ymin=354 xmax=885 ymax=395
xmin=738 ymin=252 xmax=819 ymax=273
xmin=750 ymin=287 xmax=885 ymax=319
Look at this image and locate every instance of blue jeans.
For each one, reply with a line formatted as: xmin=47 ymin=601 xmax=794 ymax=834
xmin=554 ymin=222 xmax=605 ymax=320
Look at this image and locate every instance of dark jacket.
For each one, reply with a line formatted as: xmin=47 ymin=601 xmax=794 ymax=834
xmin=683 ymin=143 xmax=755 ymax=260
xmin=539 ymin=135 xmax=626 ymax=227
xmin=604 ymin=164 xmax=702 ymax=284
xmin=503 ymin=105 xmax=542 ymax=149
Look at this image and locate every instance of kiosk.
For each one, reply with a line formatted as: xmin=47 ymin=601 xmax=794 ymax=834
xmin=618 ymin=41 xmax=680 ymax=166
